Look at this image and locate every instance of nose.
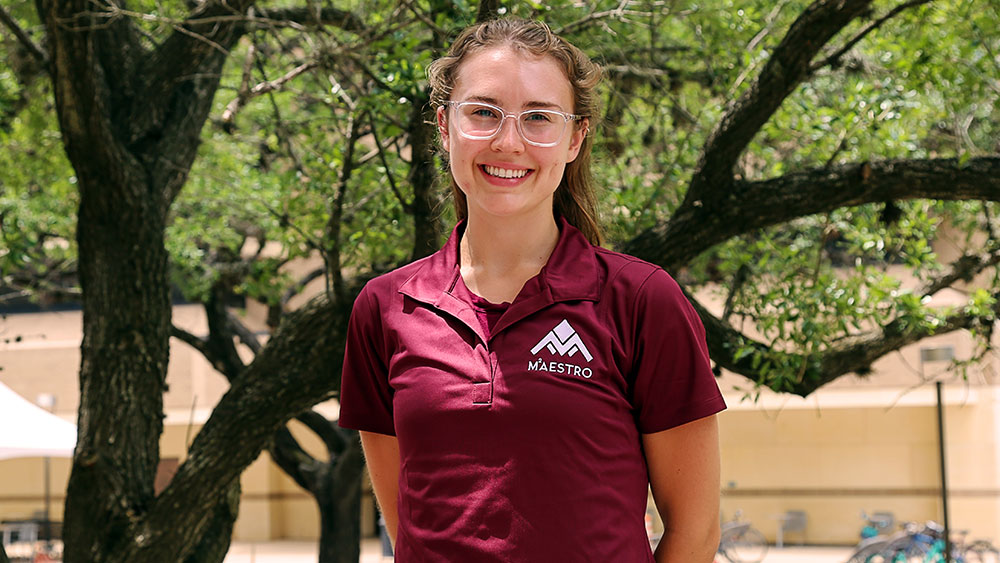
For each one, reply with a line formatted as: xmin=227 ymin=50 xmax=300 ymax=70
xmin=490 ymin=115 xmax=525 ymax=153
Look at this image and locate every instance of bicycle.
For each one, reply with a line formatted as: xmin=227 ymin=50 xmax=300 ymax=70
xmin=717 ymin=511 xmax=768 ymax=563
xmin=964 ymin=539 xmax=1000 ymax=563
xmin=881 ymin=521 xmax=947 ymax=562
xmin=847 ymin=511 xmax=899 ymax=563
xmin=845 ymin=520 xmax=999 ymax=563
xmin=846 ymin=521 xmax=945 ymax=563
xmin=859 ymin=511 xmax=896 ymax=542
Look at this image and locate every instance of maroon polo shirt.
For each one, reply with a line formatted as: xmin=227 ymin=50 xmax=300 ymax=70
xmin=339 ymin=218 xmax=725 ymax=562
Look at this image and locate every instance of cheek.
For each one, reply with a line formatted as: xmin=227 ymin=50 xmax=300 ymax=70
xmin=448 ymin=150 xmax=474 ymax=187
xmin=449 ymin=140 xmax=479 ymax=168
xmin=546 ymin=163 xmax=569 ymax=182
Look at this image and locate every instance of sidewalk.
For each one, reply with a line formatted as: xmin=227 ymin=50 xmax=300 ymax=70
xmin=758 ymin=545 xmax=852 ymax=562
xmin=224 ymin=539 xmax=854 ymax=562
xmin=223 ymin=539 xmax=389 ymax=563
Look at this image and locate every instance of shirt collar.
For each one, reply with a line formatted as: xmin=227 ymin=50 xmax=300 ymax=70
xmin=398 ymin=216 xmax=601 ymax=338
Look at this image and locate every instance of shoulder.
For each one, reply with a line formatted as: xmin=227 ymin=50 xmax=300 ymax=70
xmin=593 ymin=247 xmax=680 ymax=295
xmin=360 ymin=255 xmax=434 ymax=297
xmin=591 ymin=248 xmax=696 ymax=334
xmin=349 ymin=254 xmax=437 ymax=325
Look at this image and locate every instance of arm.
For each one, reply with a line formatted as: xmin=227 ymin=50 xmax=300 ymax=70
xmin=360 ymin=430 xmax=401 ymax=546
xmin=643 ymin=414 xmax=721 ymax=563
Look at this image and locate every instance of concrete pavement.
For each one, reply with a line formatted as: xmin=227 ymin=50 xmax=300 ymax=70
xmin=223 ymin=539 xmax=390 ymax=563
xmin=224 ymin=539 xmax=854 ymax=562
xmin=754 ymin=545 xmax=853 ymax=562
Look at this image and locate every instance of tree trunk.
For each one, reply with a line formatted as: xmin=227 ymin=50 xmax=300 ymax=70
xmin=183 ymin=480 xmax=241 ymax=563
xmin=317 ymin=438 xmax=363 ymax=563
xmin=268 ymin=416 xmax=364 ymax=563
xmin=62 ymin=175 xmax=171 ymax=563
xmin=34 ymin=0 xmax=252 ymax=555
xmin=408 ymin=101 xmax=441 ymax=261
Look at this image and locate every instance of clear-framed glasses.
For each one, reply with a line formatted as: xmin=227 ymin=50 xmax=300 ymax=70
xmin=445 ymin=101 xmax=584 ymax=147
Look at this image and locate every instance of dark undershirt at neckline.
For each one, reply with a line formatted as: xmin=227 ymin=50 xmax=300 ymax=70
xmin=453 ymin=276 xmax=510 ymax=340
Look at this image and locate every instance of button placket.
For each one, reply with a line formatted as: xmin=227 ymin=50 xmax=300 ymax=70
xmin=471 ymin=340 xmax=494 ymax=405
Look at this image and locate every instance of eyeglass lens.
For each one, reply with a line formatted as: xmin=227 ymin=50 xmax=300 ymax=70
xmin=454 ymin=103 xmax=568 ymax=145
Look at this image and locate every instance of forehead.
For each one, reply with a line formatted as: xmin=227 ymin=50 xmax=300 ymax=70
xmin=451 ymin=46 xmax=574 ymax=110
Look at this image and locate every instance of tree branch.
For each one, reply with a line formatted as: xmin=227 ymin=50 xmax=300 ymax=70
xmin=694 ymin=289 xmax=999 ymax=397
xmin=260 ymin=200 xmax=323 ymax=253
xmin=171 ymin=326 xmax=210 ymax=359
xmin=36 ymin=0 xmax=144 ymax=197
xmin=203 ymin=286 xmax=248 ymax=380
xmin=367 ymin=110 xmax=411 ymax=213
xmin=220 ymin=60 xmax=318 ymax=130
xmin=555 ymin=1 xmax=640 ymax=36
xmin=132 ymin=291 xmax=355 ymax=561
xmin=269 ymin=427 xmax=320 ymax=491
xmin=344 ymin=51 xmax=408 ymax=98
xmin=476 ymin=0 xmax=501 ymax=22
xmin=226 ymin=311 xmax=264 ymax=356
xmin=602 ymin=64 xmax=714 ymax=88
xmin=254 ymin=6 xmax=367 ymax=33
xmin=131 ymin=0 xmax=260 ymax=207
xmin=728 ymin=0 xmax=793 ymax=95
xmin=406 ymin=96 xmax=440 ymax=260
xmin=219 ymin=38 xmax=257 ymax=130
xmin=623 ymin=156 xmax=1000 ymax=397
xmin=624 ymin=156 xmax=1000 ymax=272
xmin=0 ymin=3 xmax=48 ymax=67
xmin=64 ymin=5 xmax=369 ymax=35
xmin=984 ymin=203 xmax=1000 ymax=245
xmin=721 ymin=264 xmax=750 ymax=321
xmin=281 ymin=267 xmax=327 ymax=307
xmin=919 ymin=244 xmax=1000 ymax=297
xmin=809 ymin=0 xmax=932 ymax=72
xmin=295 ymin=410 xmax=347 ymax=456
xmin=398 ymin=0 xmax=446 ymax=37
xmin=323 ymin=113 xmax=363 ymax=302
xmin=686 ymin=0 xmax=874 ymax=204
xmin=172 ymin=292 xmax=249 ymax=381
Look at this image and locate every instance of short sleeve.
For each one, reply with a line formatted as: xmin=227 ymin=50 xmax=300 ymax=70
xmin=630 ymin=268 xmax=725 ymax=433
xmin=338 ymin=283 xmax=396 ymax=435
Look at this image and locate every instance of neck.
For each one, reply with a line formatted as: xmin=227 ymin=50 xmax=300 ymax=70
xmin=459 ymin=210 xmax=560 ymax=302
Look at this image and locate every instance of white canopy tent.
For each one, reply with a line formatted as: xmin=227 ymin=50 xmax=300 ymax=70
xmin=0 ymin=382 xmax=76 ymax=461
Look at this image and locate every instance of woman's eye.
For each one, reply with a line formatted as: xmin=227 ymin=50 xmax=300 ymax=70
xmin=524 ymin=112 xmax=554 ymax=123
xmin=471 ymin=107 xmax=499 ymax=119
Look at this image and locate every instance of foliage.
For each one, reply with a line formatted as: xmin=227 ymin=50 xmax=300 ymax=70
xmin=2 ymin=0 xmax=999 ymax=391
xmin=0 ymin=73 xmax=76 ymax=304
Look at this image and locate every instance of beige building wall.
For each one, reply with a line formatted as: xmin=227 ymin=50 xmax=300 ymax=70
xmin=717 ymin=376 xmax=1000 ymax=545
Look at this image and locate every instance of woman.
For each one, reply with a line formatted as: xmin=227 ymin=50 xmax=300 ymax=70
xmin=338 ymin=18 xmax=725 ymax=562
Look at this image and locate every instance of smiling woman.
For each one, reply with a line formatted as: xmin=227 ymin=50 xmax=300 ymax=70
xmin=428 ymin=18 xmax=604 ymax=248
xmin=435 ymin=45 xmax=586 ymax=232
xmin=337 ymin=18 xmax=726 ymax=563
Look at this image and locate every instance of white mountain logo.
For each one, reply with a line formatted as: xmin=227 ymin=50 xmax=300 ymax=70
xmin=530 ymin=319 xmax=593 ymax=362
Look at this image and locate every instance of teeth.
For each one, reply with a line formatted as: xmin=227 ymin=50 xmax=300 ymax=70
xmin=484 ymin=165 xmax=529 ymax=179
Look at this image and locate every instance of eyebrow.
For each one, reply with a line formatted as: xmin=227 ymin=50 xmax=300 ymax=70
xmin=465 ymin=95 xmax=565 ymax=111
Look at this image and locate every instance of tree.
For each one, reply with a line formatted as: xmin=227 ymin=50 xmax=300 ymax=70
xmin=1 ymin=0 xmax=999 ymax=561
xmin=1 ymin=0 xmax=452 ymax=560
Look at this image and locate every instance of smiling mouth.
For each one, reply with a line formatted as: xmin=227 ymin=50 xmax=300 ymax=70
xmin=482 ymin=165 xmax=531 ymax=179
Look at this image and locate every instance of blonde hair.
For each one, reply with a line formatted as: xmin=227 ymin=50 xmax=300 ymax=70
xmin=427 ymin=18 xmax=604 ymax=246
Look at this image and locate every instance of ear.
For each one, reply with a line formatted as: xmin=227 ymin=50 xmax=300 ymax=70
xmin=565 ymin=118 xmax=588 ymax=163
xmin=437 ymin=106 xmax=450 ymax=153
